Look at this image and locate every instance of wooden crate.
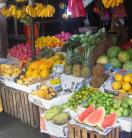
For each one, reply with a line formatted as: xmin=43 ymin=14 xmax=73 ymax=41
xmin=68 ymin=123 xmax=121 ymax=138
xmin=0 ymin=83 xmax=40 ymax=128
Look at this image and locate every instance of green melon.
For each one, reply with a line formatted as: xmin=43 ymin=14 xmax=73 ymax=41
xmin=118 ymin=51 xmax=130 ymax=63
xmin=109 ymin=58 xmax=122 ymax=68
xmin=123 ymin=61 xmax=132 ymax=70
xmin=107 ymin=46 xmax=121 ymax=58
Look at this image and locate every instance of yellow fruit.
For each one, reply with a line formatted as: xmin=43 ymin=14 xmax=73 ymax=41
xmin=119 ymin=89 xmax=127 ymax=93
xmin=122 ymin=83 xmax=131 ymax=91
xmin=32 ymin=70 xmax=40 ymax=78
xmin=40 ymin=69 xmax=49 ymax=79
xmin=16 ymin=79 xmax=23 ymax=85
xmin=130 ymin=78 xmax=132 ymax=84
xmin=114 ymin=73 xmax=123 ymax=82
xmin=26 ymin=70 xmax=33 ymax=77
xmin=112 ymin=81 xmax=122 ymax=90
xmin=40 ymin=85 xmax=49 ymax=90
xmin=123 ymin=74 xmax=131 ymax=83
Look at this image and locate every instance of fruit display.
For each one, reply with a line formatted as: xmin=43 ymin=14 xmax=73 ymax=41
xmin=44 ymin=105 xmax=71 ymax=125
xmin=102 ymin=0 xmax=124 ymax=8
xmin=54 ymin=32 xmax=72 ymax=42
xmin=112 ymin=73 xmax=132 ymax=94
xmin=82 ymin=92 xmax=114 ymax=115
xmin=96 ymin=47 xmax=132 ymax=70
xmin=67 ymin=87 xmax=97 ymax=110
xmin=35 ymin=36 xmax=64 ymax=49
xmin=76 ymin=105 xmax=117 ymax=130
xmin=32 ymin=85 xmax=56 ymax=100
xmin=64 ymin=29 xmax=105 ymax=78
xmin=8 ymin=43 xmax=40 ymax=61
xmin=82 ymin=91 xmax=132 ymax=118
xmin=25 ymin=3 xmax=55 ymax=18
xmin=0 ymin=64 xmax=21 ymax=77
xmin=91 ymin=64 xmax=108 ymax=88
xmin=25 ymin=54 xmax=65 ymax=79
xmin=16 ymin=75 xmax=37 ymax=85
xmin=1 ymin=5 xmax=26 ymax=19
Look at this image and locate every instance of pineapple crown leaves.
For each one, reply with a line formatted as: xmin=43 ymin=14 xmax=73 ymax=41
xmin=82 ymin=45 xmax=94 ymax=65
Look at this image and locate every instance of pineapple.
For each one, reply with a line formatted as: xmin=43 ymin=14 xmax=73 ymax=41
xmin=64 ymin=49 xmax=73 ymax=75
xmin=81 ymin=46 xmax=93 ymax=78
xmin=72 ymin=48 xmax=83 ymax=77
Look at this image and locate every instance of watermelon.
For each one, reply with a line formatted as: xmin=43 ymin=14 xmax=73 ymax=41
xmin=123 ymin=61 xmax=132 ymax=70
xmin=107 ymin=46 xmax=121 ymax=58
xmin=118 ymin=51 xmax=130 ymax=63
xmin=101 ymin=112 xmax=117 ymax=129
xmin=109 ymin=58 xmax=122 ymax=68
xmin=76 ymin=105 xmax=95 ymax=123
xmin=127 ymin=48 xmax=132 ymax=59
xmin=84 ymin=107 xmax=105 ymax=126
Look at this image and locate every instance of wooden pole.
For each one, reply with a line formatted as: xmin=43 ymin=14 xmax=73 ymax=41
xmin=28 ymin=0 xmax=36 ymax=60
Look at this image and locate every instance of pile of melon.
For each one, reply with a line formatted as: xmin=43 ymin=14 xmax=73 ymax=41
xmin=76 ymin=105 xmax=117 ymax=130
xmin=96 ymin=47 xmax=132 ymax=70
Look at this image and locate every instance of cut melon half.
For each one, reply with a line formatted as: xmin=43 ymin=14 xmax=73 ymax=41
xmin=76 ymin=105 xmax=95 ymax=123
xmin=84 ymin=107 xmax=105 ymax=126
xmin=101 ymin=112 xmax=117 ymax=129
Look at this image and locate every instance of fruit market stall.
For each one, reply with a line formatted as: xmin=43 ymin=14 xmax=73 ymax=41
xmin=0 ymin=0 xmax=132 ymax=137
xmin=0 ymin=27 xmax=132 ymax=138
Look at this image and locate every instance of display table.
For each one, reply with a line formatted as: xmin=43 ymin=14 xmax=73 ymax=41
xmin=0 ymin=83 xmax=39 ymax=128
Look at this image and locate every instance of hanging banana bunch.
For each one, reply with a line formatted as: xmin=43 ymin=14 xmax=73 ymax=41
xmin=16 ymin=0 xmax=27 ymax=3
xmin=1 ymin=5 xmax=26 ymax=19
xmin=102 ymin=0 xmax=123 ymax=8
xmin=25 ymin=3 xmax=56 ymax=18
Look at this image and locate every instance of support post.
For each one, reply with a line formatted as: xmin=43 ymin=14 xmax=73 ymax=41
xmin=29 ymin=17 xmax=36 ymax=60
xmin=28 ymin=0 xmax=36 ymax=60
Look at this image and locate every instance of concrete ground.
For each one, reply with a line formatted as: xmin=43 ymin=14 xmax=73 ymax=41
xmin=0 ymin=113 xmax=49 ymax=138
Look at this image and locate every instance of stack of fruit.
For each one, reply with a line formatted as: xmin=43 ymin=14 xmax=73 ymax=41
xmin=8 ymin=43 xmax=40 ymax=61
xmin=16 ymin=75 xmax=35 ymax=85
xmin=102 ymin=0 xmax=123 ymax=8
xmin=67 ymin=86 xmax=97 ymax=110
xmin=32 ymin=85 xmax=56 ymax=100
xmin=35 ymin=36 xmax=64 ymax=49
xmin=54 ymin=32 xmax=72 ymax=42
xmin=64 ymin=29 xmax=105 ymax=78
xmin=44 ymin=105 xmax=71 ymax=125
xmin=76 ymin=105 xmax=117 ymax=130
xmin=112 ymin=73 xmax=132 ymax=94
xmin=0 ymin=64 xmax=21 ymax=78
xmin=25 ymin=53 xmax=65 ymax=79
xmin=1 ymin=5 xmax=26 ymax=19
xmin=25 ymin=3 xmax=55 ymax=18
xmin=82 ymin=92 xmax=132 ymax=118
xmin=96 ymin=47 xmax=132 ymax=70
